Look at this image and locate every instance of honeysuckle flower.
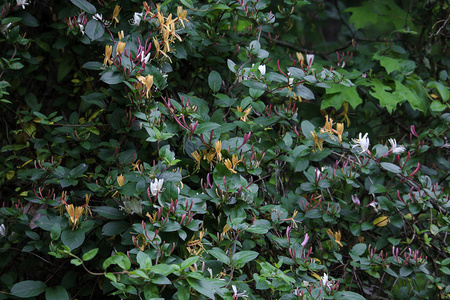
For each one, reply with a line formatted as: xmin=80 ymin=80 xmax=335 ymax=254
xmin=0 ymin=224 xmax=5 ymax=237
xmin=224 ymin=154 xmax=241 ymax=174
xmin=326 ymin=229 xmax=343 ymax=247
xmin=352 ymin=194 xmax=360 ymax=206
xmin=17 ymin=0 xmax=30 ymax=9
xmin=129 ymin=12 xmax=143 ymax=26
xmin=112 ymin=5 xmax=121 ymax=25
xmin=103 ymin=45 xmax=113 ymax=66
xmin=136 ymin=74 xmax=154 ymax=98
xmin=214 ymin=141 xmax=222 ymax=161
xmin=116 ymin=41 xmax=126 ymax=55
xmin=232 ymin=285 xmax=248 ymax=298
xmin=150 ymin=178 xmax=164 ymax=196
xmin=321 ymin=273 xmax=333 ymax=289
xmin=94 ymin=13 xmax=103 ymax=21
xmin=66 ymin=204 xmax=84 ymax=229
xmin=237 ymin=106 xmax=251 ymax=122
xmin=287 ymin=72 xmax=294 ymax=85
xmin=301 ymin=233 xmax=309 ymax=248
xmin=306 ymin=54 xmax=314 ymax=67
xmin=336 ymin=123 xmax=344 ymax=142
xmin=296 ymin=52 xmax=304 ymax=65
xmin=118 ymin=30 xmax=124 ymax=40
xmin=388 ymin=138 xmax=406 ymax=154
xmin=117 ymin=174 xmax=125 ymax=187
xmin=83 ymin=194 xmax=92 ymax=217
xmin=176 ymin=6 xmax=188 ymax=27
xmin=352 ymin=132 xmax=370 ymax=154
xmin=367 ymin=201 xmax=380 ymax=213
xmin=310 ymin=131 xmax=323 ymax=152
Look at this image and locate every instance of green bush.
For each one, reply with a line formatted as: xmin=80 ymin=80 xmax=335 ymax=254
xmin=0 ymin=0 xmax=449 ymax=299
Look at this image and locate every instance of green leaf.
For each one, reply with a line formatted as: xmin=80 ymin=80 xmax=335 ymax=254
xmin=322 ymin=84 xmax=362 ymax=109
xmin=11 ymin=280 xmax=47 ymax=298
xmin=180 ymin=256 xmax=199 ymax=270
xmin=70 ymin=0 xmax=96 ymax=14
xmin=301 ymin=120 xmax=315 ymax=139
xmin=373 ymin=53 xmax=400 ymax=74
xmin=45 ymin=286 xmax=70 ymax=300
xmin=208 ymin=71 xmax=222 ymax=93
xmin=208 ymin=248 xmax=230 ymax=265
xmin=102 ymin=221 xmax=129 ymax=236
xmin=232 ymin=251 xmax=259 ymax=268
xmin=242 ymin=80 xmax=267 ymax=91
xmin=100 ymin=70 xmax=125 ymax=85
xmin=380 ymin=162 xmax=401 ymax=174
xmin=194 ymin=122 xmax=220 ymax=135
xmin=61 ymin=229 xmax=85 ymax=250
xmin=427 ymin=81 xmax=450 ymax=101
xmin=85 ymin=19 xmax=104 ymax=41
xmin=294 ymin=85 xmax=314 ymax=100
xmin=93 ymin=206 xmax=125 ymax=220
xmin=180 ymin=0 xmax=194 ymax=9
xmin=351 ymin=243 xmax=367 ymax=257
xmin=334 ymin=291 xmax=367 ymax=300
xmin=369 ymin=79 xmax=402 ymax=113
xmin=82 ymin=61 xmax=103 ymax=70
xmin=82 ymin=248 xmax=99 ymax=261
xmin=394 ymin=81 xmax=427 ymax=112
xmin=186 ymin=278 xmax=216 ymax=299
xmin=287 ymin=67 xmax=305 ymax=79
xmin=69 ymin=163 xmax=88 ymax=178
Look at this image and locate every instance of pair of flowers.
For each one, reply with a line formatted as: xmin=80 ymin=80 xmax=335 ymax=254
xmin=118 ymin=175 xmax=164 ymax=196
xmin=352 ymin=133 xmax=405 ymax=154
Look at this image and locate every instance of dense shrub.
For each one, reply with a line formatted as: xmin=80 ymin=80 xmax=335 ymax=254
xmin=0 ymin=0 xmax=449 ymax=299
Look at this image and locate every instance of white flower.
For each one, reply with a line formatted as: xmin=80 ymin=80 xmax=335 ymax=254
xmin=352 ymin=132 xmax=370 ymax=154
xmin=388 ymin=138 xmax=406 ymax=154
xmin=258 ymin=64 xmax=266 ymax=76
xmin=0 ymin=224 xmax=5 ymax=237
xmin=150 ymin=178 xmax=164 ymax=196
xmin=367 ymin=201 xmax=380 ymax=213
xmin=17 ymin=0 xmax=30 ymax=9
xmin=352 ymin=195 xmax=360 ymax=206
xmin=232 ymin=285 xmax=248 ymax=298
xmin=93 ymin=14 xmax=103 ymax=21
xmin=130 ymin=12 xmax=143 ymax=26
xmin=306 ymin=54 xmax=314 ymax=67
xmin=141 ymin=52 xmax=151 ymax=64
xmin=287 ymin=72 xmax=293 ymax=85
xmin=321 ymin=273 xmax=332 ymax=289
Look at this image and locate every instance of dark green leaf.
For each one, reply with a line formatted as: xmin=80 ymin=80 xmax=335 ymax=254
xmin=186 ymin=278 xmax=216 ymax=299
xmin=208 ymin=71 xmax=222 ymax=93
xmin=82 ymin=248 xmax=99 ymax=261
xmin=45 ymin=286 xmax=70 ymax=300
xmin=93 ymin=207 xmax=125 ymax=220
xmin=70 ymin=0 xmax=96 ymax=14
xmin=11 ymin=280 xmax=47 ymax=298
xmin=61 ymin=229 xmax=85 ymax=250
xmin=85 ymin=19 xmax=104 ymax=41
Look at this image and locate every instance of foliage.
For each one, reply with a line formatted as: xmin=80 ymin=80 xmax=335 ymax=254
xmin=0 ymin=0 xmax=449 ymax=299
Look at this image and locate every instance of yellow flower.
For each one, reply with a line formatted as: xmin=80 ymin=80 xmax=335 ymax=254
xmin=310 ymin=131 xmax=323 ymax=152
xmin=136 ymin=74 xmax=154 ymax=98
xmin=336 ymin=123 xmax=344 ymax=142
xmin=116 ymin=41 xmax=126 ymax=56
xmin=112 ymin=5 xmax=121 ymax=26
xmin=117 ymin=174 xmax=125 ymax=187
xmin=118 ymin=30 xmax=124 ymax=40
xmin=66 ymin=204 xmax=84 ymax=229
xmin=296 ymin=52 xmax=304 ymax=66
xmin=321 ymin=115 xmax=333 ymax=134
xmin=84 ymin=194 xmax=92 ymax=217
xmin=336 ymin=102 xmax=351 ymax=126
xmin=177 ymin=6 xmax=188 ymax=27
xmin=191 ymin=150 xmax=201 ymax=170
xmin=326 ymin=229 xmax=343 ymax=248
xmin=203 ymin=148 xmax=216 ymax=163
xmin=237 ymin=106 xmax=251 ymax=122
xmin=214 ymin=141 xmax=222 ymax=162
xmin=103 ymin=45 xmax=113 ymax=66
xmin=224 ymin=154 xmax=241 ymax=174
